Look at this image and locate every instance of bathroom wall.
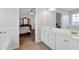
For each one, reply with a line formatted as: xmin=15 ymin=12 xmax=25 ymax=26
xmin=56 ymin=8 xmax=70 ymax=29
xmin=69 ymin=9 xmax=79 ymax=29
xmin=56 ymin=8 xmax=79 ymax=29
xmin=19 ymin=8 xmax=35 ymax=29
xmin=61 ymin=14 xmax=70 ymax=28
xmin=35 ymin=8 xmax=56 ymax=42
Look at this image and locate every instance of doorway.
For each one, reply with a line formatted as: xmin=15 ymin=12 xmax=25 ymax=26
xmin=19 ymin=8 xmax=35 ymax=50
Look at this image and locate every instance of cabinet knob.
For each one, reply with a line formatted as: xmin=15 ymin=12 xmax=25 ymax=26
xmin=4 ymin=31 xmax=6 ymax=34
xmin=0 ymin=32 xmax=2 ymax=34
xmin=64 ymin=40 xmax=69 ymax=42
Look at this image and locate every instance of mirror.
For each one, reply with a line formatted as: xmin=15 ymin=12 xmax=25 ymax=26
xmin=56 ymin=8 xmax=79 ymax=30
xmin=20 ymin=17 xmax=30 ymax=25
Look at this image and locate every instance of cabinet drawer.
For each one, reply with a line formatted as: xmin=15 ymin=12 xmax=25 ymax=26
xmin=69 ymin=38 xmax=79 ymax=50
xmin=63 ymin=39 xmax=73 ymax=50
xmin=48 ymin=32 xmax=55 ymax=38
xmin=48 ymin=32 xmax=55 ymax=49
xmin=56 ymin=34 xmax=79 ymax=50
xmin=49 ymin=38 xmax=55 ymax=49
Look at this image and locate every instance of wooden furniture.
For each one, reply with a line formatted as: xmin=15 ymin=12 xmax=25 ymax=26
xmin=20 ymin=24 xmax=32 ymax=31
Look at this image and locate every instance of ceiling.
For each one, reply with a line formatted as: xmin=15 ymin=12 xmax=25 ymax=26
xmin=19 ymin=8 xmax=35 ymax=13
xmin=62 ymin=8 xmax=77 ymax=11
xmin=19 ymin=8 xmax=35 ymax=18
xmin=56 ymin=8 xmax=79 ymax=15
xmin=56 ymin=8 xmax=78 ymax=12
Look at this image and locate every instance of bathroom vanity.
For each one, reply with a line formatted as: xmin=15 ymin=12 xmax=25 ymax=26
xmin=41 ymin=27 xmax=79 ymax=50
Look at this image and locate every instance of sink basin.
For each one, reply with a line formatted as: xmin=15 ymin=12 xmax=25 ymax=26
xmin=70 ymin=31 xmax=78 ymax=34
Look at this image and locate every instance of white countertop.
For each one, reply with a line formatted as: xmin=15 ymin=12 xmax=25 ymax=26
xmin=44 ymin=27 xmax=79 ymax=40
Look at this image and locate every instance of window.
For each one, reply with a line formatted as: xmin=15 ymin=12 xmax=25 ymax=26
xmin=72 ymin=13 xmax=79 ymax=26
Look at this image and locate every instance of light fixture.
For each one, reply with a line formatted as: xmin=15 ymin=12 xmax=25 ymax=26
xmin=30 ymin=12 xmax=34 ymax=14
xmin=30 ymin=9 xmax=36 ymax=14
xmin=48 ymin=8 xmax=56 ymax=11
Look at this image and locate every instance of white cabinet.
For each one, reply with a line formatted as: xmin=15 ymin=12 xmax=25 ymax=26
xmin=56 ymin=34 xmax=73 ymax=50
xmin=48 ymin=31 xmax=55 ymax=49
xmin=41 ymin=28 xmax=49 ymax=46
xmin=68 ymin=38 xmax=79 ymax=50
xmin=56 ymin=34 xmax=79 ymax=50
xmin=41 ymin=28 xmax=79 ymax=50
xmin=0 ymin=9 xmax=19 ymax=50
xmin=56 ymin=34 xmax=65 ymax=50
xmin=0 ymin=28 xmax=11 ymax=50
xmin=41 ymin=28 xmax=55 ymax=49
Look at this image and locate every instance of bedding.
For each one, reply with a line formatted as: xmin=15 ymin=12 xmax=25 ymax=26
xmin=20 ymin=27 xmax=31 ymax=34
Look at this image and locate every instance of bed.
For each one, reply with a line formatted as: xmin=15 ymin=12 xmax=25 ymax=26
xmin=20 ymin=24 xmax=32 ymax=35
xmin=20 ymin=27 xmax=31 ymax=34
xmin=20 ymin=17 xmax=32 ymax=35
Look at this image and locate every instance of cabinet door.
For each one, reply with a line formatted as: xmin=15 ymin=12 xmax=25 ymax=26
xmin=63 ymin=38 xmax=72 ymax=50
xmin=56 ymin=34 xmax=67 ymax=50
xmin=41 ymin=28 xmax=48 ymax=45
xmin=0 ymin=9 xmax=19 ymax=50
xmin=0 ymin=31 xmax=3 ymax=49
xmin=63 ymin=38 xmax=79 ymax=50
xmin=68 ymin=38 xmax=79 ymax=50
xmin=56 ymin=34 xmax=73 ymax=50
xmin=56 ymin=34 xmax=79 ymax=50
xmin=41 ymin=28 xmax=44 ymax=42
xmin=48 ymin=31 xmax=55 ymax=49
xmin=0 ymin=29 xmax=11 ymax=50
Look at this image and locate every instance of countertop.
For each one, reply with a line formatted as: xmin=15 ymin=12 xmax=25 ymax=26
xmin=45 ymin=27 xmax=79 ymax=40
